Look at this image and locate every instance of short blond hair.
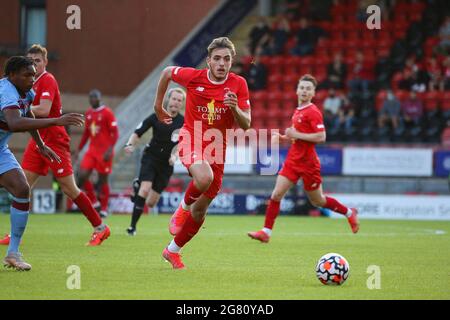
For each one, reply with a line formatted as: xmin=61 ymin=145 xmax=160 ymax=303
xmin=167 ymin=88 xmax=186 ymax=101
xmin=207 ymin=37 xmax=236 ymax=57
xmin=27 ymin=44 xmax=48 ymax=60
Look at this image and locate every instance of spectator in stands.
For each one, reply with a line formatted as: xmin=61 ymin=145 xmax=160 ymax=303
xmin=339 ymin=94 xmax=356 ymax=134
xmin=290 ymin=17 xmax=324 ymax=56
xmin=398 ymin=68 xmax=428 ymax=93
xmin=323 ymin=88 xmax=342 ymax=130
xmin=322 ymin=52 xmax=347 ymax=89
xmin=441 ymin=120 xmax=450 ymax=148
xmin=401 ymin=90 xmax=424 ymax=127
xmin=438 ymin=16 xmax=450 ymax=54
xmin=443 ymin=56 xmax=450 ymax=90
xmin=426 ymin=56 xmax=445 ymax=91
xmin=246 ymin=53 xmax=267 ymax=91
xmin=347 ymin=51 xmax=373 ymax=98
xmin=260 ymin=14 xmax=290 ymax=56
xmin=378 ymin=90 xmax=401 ymax=130
xmin=231 ymin=61 xmax=246 ymax=78
xmin=248 ymin=17 xmax=271 ymax=55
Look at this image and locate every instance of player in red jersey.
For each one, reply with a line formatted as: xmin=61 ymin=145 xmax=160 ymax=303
xmin=248 ymin=74 xmax=359 ymax=243
xmin=76 ymin=89 xmax=118 ymax=218
xmin=155 ymin=37 xmax=251 ymax=269
xmin=21 ymin=44 xmax=110 ymax=246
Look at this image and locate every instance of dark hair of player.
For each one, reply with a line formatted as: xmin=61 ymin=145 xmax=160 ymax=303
xmin=3 ymin=56 xmax=34 ymax=76
xmin=207 ymin=37 xmax=236 ymax=57
xmin=299 ymin=74 xmax=318 ymax=88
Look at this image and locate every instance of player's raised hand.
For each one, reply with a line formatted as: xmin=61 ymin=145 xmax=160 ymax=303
xmin=224 ymin=91 xmax=238 ymax=109
xmin=155 ymin=106 xmax=173 ymax=125
xmin=271 ymin=132 xmax=287 ymax=145
xmin=55 ymin=113 xmax=85 ymax=127
xmin=38 ymin=145 xmax=62 ymax=163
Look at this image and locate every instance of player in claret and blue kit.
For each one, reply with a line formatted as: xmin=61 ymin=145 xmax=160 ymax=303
xmin=0 ymin=56 xmax=84 ymax=270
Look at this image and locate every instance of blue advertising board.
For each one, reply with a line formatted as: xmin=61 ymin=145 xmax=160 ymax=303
xmin=255 ymin=147 xmax=342 ymax=175
xmin=434 ymin=150 xmax=450 ymax=177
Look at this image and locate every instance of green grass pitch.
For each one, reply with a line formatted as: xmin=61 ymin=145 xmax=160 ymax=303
xmin=0 ymin=213 xmax=449 ymax=300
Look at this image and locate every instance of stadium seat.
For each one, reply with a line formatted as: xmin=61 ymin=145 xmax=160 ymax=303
xmin=423 ymin=91 xmax=440 ymax=112
xmin=251 ymin=90 xmax=268 ymax=103
xmin=267 ymin=73 xmax=283 ymax=91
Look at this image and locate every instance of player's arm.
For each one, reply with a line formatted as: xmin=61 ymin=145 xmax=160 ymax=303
xmin=124 ymin=116 xmax=153 ymax=154
xmin=3 ymin=108 xmax=84 ymax=132
xmin=103 ymin=113 xmax=119 ymax=161
xmin=169 ymin=144 xmax=178 ymax=166
xmin=285 ymin=127 xmax=326 ymax=144
xmin=154 ymin=67 xmax=175 ymax=124
xmin=74 ymin=121 xmax=90 ymax=160
xmin=30 ymin=99 xmax=52 ymax=118
xmin=224 ymin=92 xmax=251 ymax=130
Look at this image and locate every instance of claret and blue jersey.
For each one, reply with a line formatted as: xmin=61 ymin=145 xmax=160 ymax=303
xmin=0 ymin=78 xmax=34 ymax=175
xmin=0 ymin=78 xmax=34 ymax=148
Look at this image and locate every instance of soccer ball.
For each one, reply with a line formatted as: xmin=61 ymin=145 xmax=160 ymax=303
xmin=316 ymin=253 xmax=350 ymax=285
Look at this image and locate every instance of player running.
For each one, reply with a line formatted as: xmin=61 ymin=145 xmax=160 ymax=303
xmin=76 ymin=89 xmax=119 ymax=218
xmin=21 ymin=44 xmax=110 ymax=246
xmin=155 ymin=37 xmax=251 ymax=269
xmin=0 ymin=56 xmax=84 ymax=270
xmin=248 ymin=74 xmax=359 ymax=243
xmin=124 ymin=88 xmax=185 ymax=236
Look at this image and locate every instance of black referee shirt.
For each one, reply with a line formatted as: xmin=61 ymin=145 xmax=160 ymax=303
xmin=134 ymin=113 xmax=184 ymax=162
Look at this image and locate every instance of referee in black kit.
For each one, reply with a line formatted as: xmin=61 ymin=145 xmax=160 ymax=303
xmin=124 ymin=88 xmax=185 ymax=236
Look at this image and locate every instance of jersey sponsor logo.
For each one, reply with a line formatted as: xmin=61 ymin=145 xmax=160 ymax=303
xmin=196 ymin=86 xmax=205 ymax=92
xmin=196 ymin=99 xmax=228 ymax=125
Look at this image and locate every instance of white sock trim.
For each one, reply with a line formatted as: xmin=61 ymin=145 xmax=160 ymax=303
xmin=262 ymin=228 xmax=272 ymax=236
xmin=181 ymin=199 xmax=190 ymax=211
xmin=345 ymin=208 xmax=353 ymax=218
xmin=168 ymin=240 xmax=181 ymax=253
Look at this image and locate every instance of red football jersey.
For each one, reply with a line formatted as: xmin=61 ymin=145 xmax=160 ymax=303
xmin=31 ymin=71 xmax=69 ymax=143
xmin=171 ymin=67 xmax=250 ymax=147
xmin=286 ymin=103 xmax=325 ymax=163
xmin=79 ymin=105 xmax=118 ymax=154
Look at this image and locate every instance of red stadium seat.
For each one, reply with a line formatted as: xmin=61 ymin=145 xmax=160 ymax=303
xmin=395 ymin=90 xmax=409 ymax=102
xmin=251 ymin=90 xmax=268 ymax=101
xmin=267 ymin=56 xmax=284 ymax=74
xmin=391 ymin=72 xmax=403 ymax=90
xmin=267 ymin=90 xmax=283 ymax=103
xmin=282 ymin=56 xmax=301 ymax=74
xmin=441 ymin=92 xmax=450 ymax=111
xmin=423 ymin=91 xmax=440 ymax=112
xmin=251 ymin=100 xmax=266 ymax=112
xmin=267 ymin=73 xmax=283 ymax=92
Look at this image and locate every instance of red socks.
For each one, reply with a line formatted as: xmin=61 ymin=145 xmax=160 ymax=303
xmin=324 ymin=196 xmax=348 ymax=215
xmin=99 ymin=184 xmax=110 ymax=211
xmin=74 ymin=192 xmax=102 ymax=227
xmin=184 ymin=181 xmax=203 ymax=206
xmin=264 ymin=199 xmax=281 ymax=230
xmin=174 ymin=214 xmax=204 ymax=248
xmin=83 ymin=181 xmax=98 ymax=204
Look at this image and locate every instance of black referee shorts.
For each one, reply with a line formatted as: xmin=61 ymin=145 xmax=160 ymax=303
xmin=138 ymin=155 xmax=174 ymax=194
